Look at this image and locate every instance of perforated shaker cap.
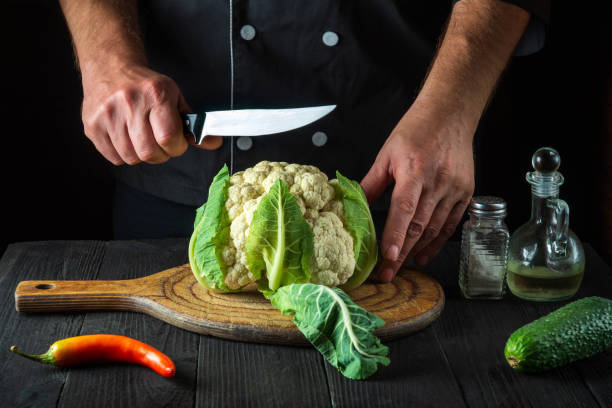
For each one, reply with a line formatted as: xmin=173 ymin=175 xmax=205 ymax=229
xmin=469 ymin=196 xmax=507 ymax=216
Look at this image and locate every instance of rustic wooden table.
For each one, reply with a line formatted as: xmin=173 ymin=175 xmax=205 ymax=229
xmin=1 ymin=239 xmax=610 ymax=408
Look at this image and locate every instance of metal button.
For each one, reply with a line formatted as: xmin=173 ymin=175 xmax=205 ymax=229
xmin=322 ymin=31 xmax=339 ymax=47
xmin=312 ymin=131 xmax=328 ymax=147
xmin=236 ymin=136 xmax=253 ymax=151
xmin=240 ymin=25 xmax=256 ymax=41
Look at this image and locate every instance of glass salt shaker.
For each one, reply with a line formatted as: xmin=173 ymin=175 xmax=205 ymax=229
xmin=459 ymin=196 xmax=509 ymax=299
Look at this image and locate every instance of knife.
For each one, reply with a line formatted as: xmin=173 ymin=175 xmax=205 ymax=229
xmin=181 ymin=105 xmax=336 ymax=145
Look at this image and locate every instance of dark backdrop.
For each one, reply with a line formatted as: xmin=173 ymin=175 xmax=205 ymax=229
xmin=1 ymin=1 xmax=610 ymax=262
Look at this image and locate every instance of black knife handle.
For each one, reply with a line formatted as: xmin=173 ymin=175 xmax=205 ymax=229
xmin=181 ymin=113 xmax=206 ymax=144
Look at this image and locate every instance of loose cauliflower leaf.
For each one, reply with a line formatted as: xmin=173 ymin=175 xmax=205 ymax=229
xmin=246 ymin=179 xmax=314 ymax=295
xmin=270 ymin=283 xmax=390 ymax=380
xmin=188 ymin=165 xmax=238 ymax=292
xmin=335 ymin=172 xmax=379 ymax=291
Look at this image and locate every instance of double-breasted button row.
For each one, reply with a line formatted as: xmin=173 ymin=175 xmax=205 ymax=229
xmin=237 ymin=24 xmax=333 ymax=150
xmin=239 ymin=25 xmax=338 ymax=46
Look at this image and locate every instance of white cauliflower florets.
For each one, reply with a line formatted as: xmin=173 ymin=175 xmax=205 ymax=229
xmin=221 ymin=161 xmax=355 ymax=290
xmin=310 ymin=212 xmax=355 ymax=287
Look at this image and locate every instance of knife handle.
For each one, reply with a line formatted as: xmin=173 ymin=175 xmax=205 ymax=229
xmin=181 ymin=113 xmax=206 ymax=145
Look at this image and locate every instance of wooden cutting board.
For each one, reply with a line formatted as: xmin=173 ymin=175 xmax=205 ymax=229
xmin=15 ymin=265 xmax=444 ymax=346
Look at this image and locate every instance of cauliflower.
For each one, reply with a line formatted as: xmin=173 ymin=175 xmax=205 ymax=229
xmin=223 ymin=161 xmax=351 ymax=289
xmin=187 ymin=162 xmax=384 ymax=380
xmin=189 ymin=161 xmax=378 ymax=293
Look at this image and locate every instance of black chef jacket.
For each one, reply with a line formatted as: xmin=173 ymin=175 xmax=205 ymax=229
xmin=114 ymin=0 xmax=549 ymax=212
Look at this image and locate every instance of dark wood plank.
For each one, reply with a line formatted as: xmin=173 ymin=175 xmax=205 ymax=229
xmin=425 ymin=243 xmax=609 ymax=408
xmin=57 ymin=239 xmax=200 ymax=408
xmin=3 ymin=239 xmax=611 ymax=408
xmin=324 ymin=326 xmax=468 ymax=408
xmin=0 ymin=241 xmax=106 ymax=407
xmin=196 ymin=337 xmax=331 ymax=408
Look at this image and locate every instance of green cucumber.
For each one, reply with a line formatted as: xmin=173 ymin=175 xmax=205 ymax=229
xmin=504 ymin=296 xmax=612 ymax=372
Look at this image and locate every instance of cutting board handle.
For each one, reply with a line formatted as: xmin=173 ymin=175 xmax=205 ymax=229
xmin=15 ymin=273 xmax=165 ymax=313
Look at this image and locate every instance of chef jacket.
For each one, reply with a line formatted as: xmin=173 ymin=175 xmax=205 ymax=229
xmin=114 ymin=0 xmax=550 ymax=212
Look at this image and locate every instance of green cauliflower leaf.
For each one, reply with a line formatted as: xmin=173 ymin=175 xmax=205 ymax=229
xmin=188 ymin=164 xmax=237 ymax=292
xmin=270 ymin=283 xmax=389 ymax=380
xmin=335 ymin=171 xmax=378 ymax=290
xmin=246 ymin=179 xmax=314 ymax=296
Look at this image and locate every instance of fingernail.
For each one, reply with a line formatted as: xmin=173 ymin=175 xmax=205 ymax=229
xmin=385 ymin=245 xmax=399 ymax=261
xmin=380 ymin=268 xmax=394 ymax=282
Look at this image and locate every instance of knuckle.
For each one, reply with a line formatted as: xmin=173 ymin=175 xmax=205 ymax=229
xmin=99 ymin=101 xmax=114 ymax=117
xmin=156 ymin=132 xmax=177 ymax=147
xmin=457 ymin=175 xmax=475 ymax=194
xmin=115 ymin=88 xmax=131 ymax=104
xmin=463 ymin=180 xmax=475 ymax=195
xmin=422 ymin=197 xmax=439 ymax=212
xmin=441 ymin=223 xmax=458 ymax=237
xmin=387 ymin=228 xmax=407 ymax=245
xmin=125 ymin=156 xmax=141 ymax=166
xmin=423 ymin=227 xmax=440 ymax=241
xmin=410 ymin=157 xmax=426 ymax=174
xmin=436 ymin=168 xmax=453 ymax=185
xmin=115 ymin=88 xmax=138 ymax=111
xmin=397 ymin=198 xmax=417 ymax=215
xmin=139 ymin=148 xmax=158 ymax=162
xmin=406 ymin=221 xmax=424 ymax=238
xmin=457 ymin=197 xmax=472 ymax=211
xmin=143 ymin=77 xmax=171 ymax=103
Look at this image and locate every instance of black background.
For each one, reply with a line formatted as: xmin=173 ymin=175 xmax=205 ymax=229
xmin=1 ymin=1 xmax=610 ymax=263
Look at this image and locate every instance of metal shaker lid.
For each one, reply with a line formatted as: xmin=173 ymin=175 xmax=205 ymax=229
xmin=469 ymin=196 xmax=507 ymax=216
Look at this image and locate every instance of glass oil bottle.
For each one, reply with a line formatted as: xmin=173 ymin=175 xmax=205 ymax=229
xmin=507 ymin=147 xmax=585 ymax=301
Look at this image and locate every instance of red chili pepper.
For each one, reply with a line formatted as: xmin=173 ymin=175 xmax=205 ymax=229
xmin=10 ymin=334 xmax=175 ymax=378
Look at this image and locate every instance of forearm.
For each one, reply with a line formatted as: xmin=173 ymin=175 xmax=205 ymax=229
xmin=58 ymin=0 xmax=145 ymax=75
xmin=58 ymin=0 xmax=219 ymax=165
xmin=415 ymin=0 xmax=530 ymax=136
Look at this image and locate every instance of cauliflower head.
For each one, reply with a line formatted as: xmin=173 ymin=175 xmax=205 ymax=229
xmin=224 ymin=161 xmax=354 ymax=289
xmin=189 ymin=161 xmax=378 ymax=294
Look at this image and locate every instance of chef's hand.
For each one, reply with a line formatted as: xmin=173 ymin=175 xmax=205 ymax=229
xmin=81 ymin=63 xmax=223 ymax=165
xmin=361 ymin=101 xmax=474 ymax=281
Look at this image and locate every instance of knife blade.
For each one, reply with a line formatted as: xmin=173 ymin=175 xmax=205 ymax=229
xmin=182 ymin=105 xmax=336 ymax=145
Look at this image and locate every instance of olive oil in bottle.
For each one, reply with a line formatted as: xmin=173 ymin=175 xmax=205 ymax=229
xmin=507 ymin=147 xmax=585 ymax=302
xmin=506 ymin=260 xmax=584 ymax=302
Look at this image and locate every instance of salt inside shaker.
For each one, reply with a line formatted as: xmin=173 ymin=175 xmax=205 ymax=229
xmin=459 ymin=196 xmax=509 ymax=299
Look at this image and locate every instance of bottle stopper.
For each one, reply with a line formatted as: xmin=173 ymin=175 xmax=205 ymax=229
xmin=532 ymin=147 xmax=561 ymax=174
xmin=527 ymin=147 xmax=564 ymax=197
